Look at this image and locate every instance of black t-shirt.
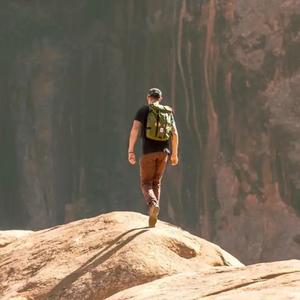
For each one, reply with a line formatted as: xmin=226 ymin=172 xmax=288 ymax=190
xmin=134 ymin=105 xmax=173 ymax=155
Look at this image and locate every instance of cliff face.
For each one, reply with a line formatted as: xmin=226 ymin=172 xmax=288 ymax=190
xmin=1 ymin=0 xmax=300 ymax=263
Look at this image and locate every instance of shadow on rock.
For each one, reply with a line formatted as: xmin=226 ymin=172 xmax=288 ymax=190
xmin=43 ymin=227 xmax=149 ymax=300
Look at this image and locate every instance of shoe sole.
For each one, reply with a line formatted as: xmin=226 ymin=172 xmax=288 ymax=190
xmin=149 ymin=206 xmax=159 ymax=227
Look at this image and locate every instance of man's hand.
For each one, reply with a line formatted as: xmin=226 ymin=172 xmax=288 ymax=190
xmin=170 ymin=154 xmax=178 ymax=166
xmin=128 ymin=152 xmax=136 ymax=165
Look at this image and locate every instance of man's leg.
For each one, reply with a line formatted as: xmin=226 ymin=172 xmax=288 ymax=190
xmin=140 ymin=152 xmax=164 ymax=227
xmin=153 ymin=152 xmax=169 ymax=206
xmin=139 ymin=153 xmax=157 ymax=207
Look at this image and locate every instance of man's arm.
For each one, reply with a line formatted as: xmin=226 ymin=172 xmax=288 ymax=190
xmin=128 ymin=120 xmax=141 ymax=165
xmin=170 ymin=123 xmax=179 ymax=165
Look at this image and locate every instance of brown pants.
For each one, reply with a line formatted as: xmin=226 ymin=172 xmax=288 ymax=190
xmin=139 ymin=152 xmax=169 ymax=207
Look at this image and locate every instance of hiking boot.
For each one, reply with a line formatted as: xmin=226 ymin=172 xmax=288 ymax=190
xmin=148 ymin=204 xmax=160 ymax=227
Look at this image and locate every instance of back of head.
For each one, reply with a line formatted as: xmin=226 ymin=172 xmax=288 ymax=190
xmin=147 ymin=88 xmax=162 ymax=100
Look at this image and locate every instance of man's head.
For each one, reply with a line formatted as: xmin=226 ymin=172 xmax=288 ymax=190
xmin=147 ymin=88 xmax=162 ymax=104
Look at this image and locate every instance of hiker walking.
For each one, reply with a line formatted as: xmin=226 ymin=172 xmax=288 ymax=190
xmin=128 ymin=88 xmax=179 ymax=227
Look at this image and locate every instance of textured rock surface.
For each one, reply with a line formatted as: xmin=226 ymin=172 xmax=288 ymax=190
xmin=0 ymin=1 xmax=300 ymax=263
xmin=2 ymin=212 xmax=299 ymax=300
xmin=0 ymin=230 xmax=33 ymax=248
xmin=107 ymin=260 xmax=300 ymax=300
xmin=0 ymin=212 xmax=243 ymax=300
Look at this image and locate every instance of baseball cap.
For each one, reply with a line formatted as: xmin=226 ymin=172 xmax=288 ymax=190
xmin=147 ymin=88 xmax=162 ymax=98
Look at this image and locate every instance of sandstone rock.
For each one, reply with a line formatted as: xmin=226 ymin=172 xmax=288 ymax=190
xmin=1 ymin=0 xmax=300 ymax=266
xmin=1 ymin=212 xmax=299 ymax=300
xmin=0 ymin=212 xmax=242 ymax=300
xmin=0 ymin=230 xmax=33 ymax=248
xmin=107 ymin=260 xmax=300 ymax=300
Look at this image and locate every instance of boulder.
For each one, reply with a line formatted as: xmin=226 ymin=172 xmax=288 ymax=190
xmin=1 ymin=211 xmax=299 ymax=300
xmin=0 ymin=211 xmax=241 ymax=300
xmin=107 ymin=260 xmax=300 ymax=300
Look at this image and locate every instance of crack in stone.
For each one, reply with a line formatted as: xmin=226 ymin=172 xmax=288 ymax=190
xmin=202 ymin=270 xmax=300 ymax=297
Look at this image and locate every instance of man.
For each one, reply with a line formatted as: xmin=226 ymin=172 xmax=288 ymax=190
xmin=128 ymin=88 xmax=179 ymax=227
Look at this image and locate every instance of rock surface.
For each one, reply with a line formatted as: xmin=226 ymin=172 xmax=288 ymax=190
xmin=0 ymin=230 xmax=33 ymax=248
xmin=0 ymin=212 xmax=242 ymax=300
xmin=0 ymin=0 xmax=300 ymax=264
xmin=107 ymin=260 xmax=300 ymax=300
xmin=1 ymin=212 xmax=299 ymax=300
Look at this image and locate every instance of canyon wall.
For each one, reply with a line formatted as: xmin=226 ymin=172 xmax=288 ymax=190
xmin=1 ymin=0 xmax=300 ymax=263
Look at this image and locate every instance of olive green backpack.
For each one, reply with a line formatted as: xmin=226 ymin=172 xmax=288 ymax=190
xmin=146 ymin=102 xmax=174 ymax=141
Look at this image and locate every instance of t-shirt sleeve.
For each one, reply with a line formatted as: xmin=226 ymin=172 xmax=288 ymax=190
xmin=134 ymin=106 xmax=147 ymax=123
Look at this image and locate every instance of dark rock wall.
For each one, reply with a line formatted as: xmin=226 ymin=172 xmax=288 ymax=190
xmin=1 ymin=0 xmax=300 ymax=263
